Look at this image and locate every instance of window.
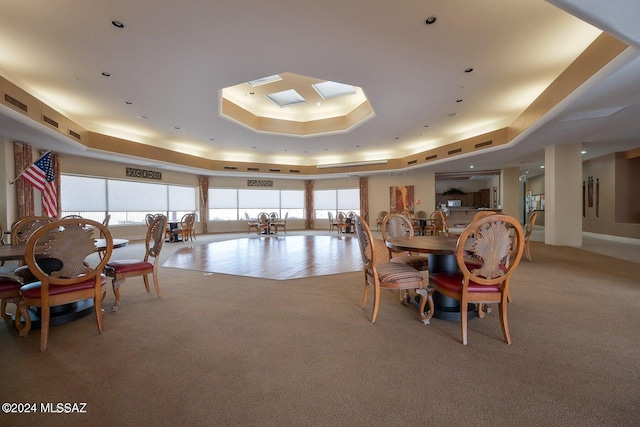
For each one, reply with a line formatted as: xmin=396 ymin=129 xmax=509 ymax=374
xmin=60 ymin=175 xmax=197 ymax=224
xmin=208 ymin=188 xmax=305 ymax=220
xmin=314 ymin=188 xmax=360 ymax=218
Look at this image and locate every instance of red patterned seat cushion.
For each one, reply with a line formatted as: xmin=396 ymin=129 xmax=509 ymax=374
xmin=104 ymin=259 xmax=153 ymax=275
xmin=0 ymin=275 xmax=22 ymax=294
xmin=429 ymin=272 xmax=502 ymax=293
xmin=20 ymin=275 xmax=108 ymax=299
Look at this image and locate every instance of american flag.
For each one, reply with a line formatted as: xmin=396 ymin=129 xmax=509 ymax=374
xmin=21 ymin=151 xmax=58 ymax=217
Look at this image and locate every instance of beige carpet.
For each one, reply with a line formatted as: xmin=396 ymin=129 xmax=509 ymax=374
xmin=0 ymin=239 xmax=639 ymax=426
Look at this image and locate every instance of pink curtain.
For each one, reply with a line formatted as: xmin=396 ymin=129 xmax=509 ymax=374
xmin=14 ymin=142 xmax=34 ymax=218
xmin=359 ymin=177 xmax=369 ymax=223
xmin=304 ymin=180 xmax=314 ymax=229
xmin=198 ymin=176 xmax=209 ymax=233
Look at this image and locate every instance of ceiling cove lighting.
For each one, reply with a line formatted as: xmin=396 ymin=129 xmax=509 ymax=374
xmin=316 ymin=159 xmax=388 ymax=169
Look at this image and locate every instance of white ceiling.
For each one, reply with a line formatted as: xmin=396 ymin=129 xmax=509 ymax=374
xmin=0 ymin=0 xmax=639 ymax=179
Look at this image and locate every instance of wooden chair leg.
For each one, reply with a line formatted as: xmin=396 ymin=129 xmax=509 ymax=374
xmin=371 ymin=286 xmax=381 ymax=323
xmin=499 ymin=298 xmax=512 ymax=344
xmin=40 ymin=305 xmax=50 ymax=352
xmin=460 ymin=296 xmax=469 ymax=345
xmin=111 ymin=278 xmax=125 ymax=312
xmin=152 ymin=268 xmax=162 ymax=297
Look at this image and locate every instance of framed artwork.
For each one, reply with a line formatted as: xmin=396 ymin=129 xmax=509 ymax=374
xmin=390 ymin=185 xmax=414 ymax=213
xmin=588 ymin=176 xmax=594 ymax=207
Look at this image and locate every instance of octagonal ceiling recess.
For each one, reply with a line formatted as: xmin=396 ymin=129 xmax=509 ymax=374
xmin=220 ymin=72 xmax=375 ymax=136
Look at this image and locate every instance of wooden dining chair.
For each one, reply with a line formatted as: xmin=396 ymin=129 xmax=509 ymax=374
xmin=428 ymin=214 xmax=524 ymax=345
xmin=336 ymin=211 xmax=348 ymax=234
xmin=19 ymin=218 xmax=113 ymax=351
xmin=353 ymin=215 xmax=434 ymax=325
xmin=256 ymin=212 xmax=270 ymax=235
xmin=375 ymin=211 xmax=388 ymax=230
xmin=11 ymin=216 xmax=57 ymax=284
xmin=381 ymin=213 xmax=430 ymax=272
xmin=104 ymin=214 xmax=167 ymax=311
xmin=172 ymin=212 xmax=196 ymax=242
xmin=0 ymin=275 xmax=30 ymax=336
xmin=327 ymin=212 xmax=339 ymax=233
xmin=524 ymin=210 xmax=539 ymax=261
xmin=245 ymin=213 xmax=259 ymax=234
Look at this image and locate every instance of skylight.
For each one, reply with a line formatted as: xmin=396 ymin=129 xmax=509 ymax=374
xmin=266 ymin=89 xmax=306 ymax=107
xmin=247 ymin=74 xmax=282 ymax=87
xmin=313 ymin=81 xmax=356 ymax=99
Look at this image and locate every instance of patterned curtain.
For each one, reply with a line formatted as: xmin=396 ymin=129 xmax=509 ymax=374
xmin=14 ymin=142 xmax=34 ymax=218
xmin=198 ymin=176 xmax=209 ymax=234
xmin=44 ymin=150 xmax=61 ymax=218
xmin=359 ymin=177 xmax=369 ymax=224
xmin=304 ymin=180 xmax=314 ymax=230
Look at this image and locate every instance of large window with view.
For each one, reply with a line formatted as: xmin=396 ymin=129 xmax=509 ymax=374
xmin=314 ymin=188 xmax=360 ymax=219
xmin=208 ymin=188 xmax=305 ymax=221
xmin=60 ymin=175 xmax=197 ymax=224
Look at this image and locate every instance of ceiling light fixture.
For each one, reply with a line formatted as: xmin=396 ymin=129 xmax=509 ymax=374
xmin=111 ymin=20 xmax=125 ymax=29
xmin=101 ymin=72 xmax=111 ymax=77
xmin=464 ymin=68 xmax=474 ymax=73
xmin=425 ymin=16 xmax=437 ymax=25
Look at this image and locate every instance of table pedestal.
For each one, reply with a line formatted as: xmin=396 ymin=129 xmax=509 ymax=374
xmin=422 ymin=253 xmax=475 ymax=322
xmin=15 ymin=301 xmax=95 ymax=330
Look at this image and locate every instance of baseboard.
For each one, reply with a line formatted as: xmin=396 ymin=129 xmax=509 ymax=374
xmin=582 ymin=232 xmax=640 ymax=245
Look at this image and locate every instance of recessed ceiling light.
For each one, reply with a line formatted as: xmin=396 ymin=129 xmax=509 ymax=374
xmin=464 ymin=68 xmax=474 ymax=73
xmin=448 ymin=113 xmax=458 ymax=117
xmin=469 ymin=165 xmax=474 ymax=169
xmin=125 ymin=101 xmax=132 ymax=105
xmin=174 ymin=127 xmax=180 ymax=130
xmin=425 ymin=16 xmax=437 ymax=25
xmin=540 ymin=165 xmax=545 ymax=169
xmin=137 ymin=115 xmax=148 ymax=120
xmin=456 ymin=99 xmax=463 ymax=103
xmin=581 ymin=150 xmax=587 ymax=154
xmin=101 ymin=72 xmax=111 ymax=77
xmin=111 ymin=20 xmax=125 ymax=29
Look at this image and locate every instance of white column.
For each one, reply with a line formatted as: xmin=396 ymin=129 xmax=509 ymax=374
xmin=545 ymin=143 xmax=582 ymax=246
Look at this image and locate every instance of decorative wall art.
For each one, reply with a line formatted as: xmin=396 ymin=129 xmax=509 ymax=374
xmin=587 ymin=176 xmax=594 ymax=207
xmin=390 ymin=185 xmax=414 ymax=213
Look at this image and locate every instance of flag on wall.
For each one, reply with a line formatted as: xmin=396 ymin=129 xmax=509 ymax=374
xmin=20 ymin=151 xmax=58 ymax=217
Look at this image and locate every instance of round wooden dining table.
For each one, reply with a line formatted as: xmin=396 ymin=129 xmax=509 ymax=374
xmin=386 ymin=235 xmax=475 ymax=322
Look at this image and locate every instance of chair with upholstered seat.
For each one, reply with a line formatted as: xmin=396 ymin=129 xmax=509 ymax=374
xmin=376 ymin=211 xmax=388 ymax=230
xmin=429 ymin=214 xmax=524 ymax=345
xmin=354 ymin=215 xmax=434 ymax=325
xmin=245 ymin=213 xmax=259 ymax=234
xmin=256 ymin=212 xmax=270 ymax=235
xmin=274 ymin=212 xmax=288 ymax=234
xmin=11 ymin=216 xmax=57 ymax=284
xmin=336 ymin=211 xmax=348 ymax=234
xmin=104 ymin=214 xmax=167 ymax=311
xmin=172 ymin=212 xmax=196 ymax=242
xmin=412 ymin=210 xmax=428 ymax=235
xmin=524 ymin=210 xmax=539 ymax=261
xmin=19 ymin=218 xmax=113 ymax=351
xmin=381 ymin=214 xmax=430 ymax=272
xmin=328 ymin=212 xmax=339 ymax=233
xmin=0 ymin=275 xmax=30 ymax=336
